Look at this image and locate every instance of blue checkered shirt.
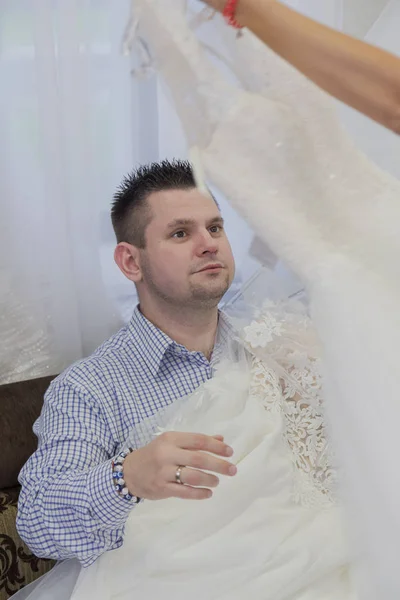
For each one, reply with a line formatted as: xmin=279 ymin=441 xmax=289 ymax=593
xmin=17 ymin=306 xmax=231 ymax=566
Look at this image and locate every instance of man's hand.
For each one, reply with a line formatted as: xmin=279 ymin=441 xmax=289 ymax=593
xmin=123 ymin=432 xmax=236 ymax=500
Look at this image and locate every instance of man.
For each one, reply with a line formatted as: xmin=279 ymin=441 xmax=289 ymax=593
xmin=17 ymin=159 xmax=238 ymax=566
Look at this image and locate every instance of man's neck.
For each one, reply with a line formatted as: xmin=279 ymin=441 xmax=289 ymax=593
xmin=139 ymin=301 xmax=220 ymax=360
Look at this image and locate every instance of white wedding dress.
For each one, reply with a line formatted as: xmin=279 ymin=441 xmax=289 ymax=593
xmin=124 ymin=3 xmax=400 ymax=597
xmin=15 ymin=2 xmax=400 ymax=598
xmin=71 ymin=302 xmax=356 ymax=600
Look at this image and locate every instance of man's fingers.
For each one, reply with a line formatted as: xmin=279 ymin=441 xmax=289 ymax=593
xmin=177 ymin=449 xmax=237 ymax=477
xmin=166 ymin=482 xmax=213 ymax=500
xmin=171 ymin=466 xmax=220 ymax=489
xmin=165 ymin=432 xmax=233 ymax=457
xmin=147 ymin=432 xmax=235 ymax=502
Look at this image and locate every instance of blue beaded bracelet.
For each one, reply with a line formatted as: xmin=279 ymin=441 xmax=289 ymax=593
xmin=112 ymin=448 xmax=141 ymax=504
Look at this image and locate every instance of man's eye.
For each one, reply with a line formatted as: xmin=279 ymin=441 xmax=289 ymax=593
xmin=209 ymin=225 xmax=222 ymax=233
xmin=173 ymin=230 xmax=186 ymax=238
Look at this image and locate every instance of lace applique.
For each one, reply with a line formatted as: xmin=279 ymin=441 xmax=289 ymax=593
xmin=250 ymin=358 xmax=282 ymax=415
xmin=245 ymin=302 xmax=337 ymax=508
xmin=244 ymin=313 xmax=284 ymax=348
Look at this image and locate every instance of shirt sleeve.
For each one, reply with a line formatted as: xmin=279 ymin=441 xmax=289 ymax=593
xmin=17 ymin=380 xmax=137 ymax=566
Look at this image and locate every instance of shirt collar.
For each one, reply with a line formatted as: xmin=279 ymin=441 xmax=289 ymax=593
xmin=127 ymin=305 xmax=236 ymax=377
xmin=127 ymin=306 xmax=173 ymax=377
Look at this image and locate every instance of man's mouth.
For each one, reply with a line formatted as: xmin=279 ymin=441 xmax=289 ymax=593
xmin=197 ymin=263 xmax=224 ymax=273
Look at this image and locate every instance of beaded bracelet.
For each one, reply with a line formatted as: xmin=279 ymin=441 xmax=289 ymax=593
xmin=223 ymin=0 xmax=243 ymax=29
xmin=112 ymin=448 xmax=141 ymax=503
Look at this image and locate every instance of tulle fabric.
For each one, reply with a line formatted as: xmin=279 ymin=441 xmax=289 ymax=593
xmin=9 ymin=559 xmax=81 ymax=599
xmin=71 ymin=375 xmax=352 ymax=599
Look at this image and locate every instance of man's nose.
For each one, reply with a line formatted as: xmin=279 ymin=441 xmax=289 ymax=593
xmin=195 ymin=231 xmax=218 ymax=255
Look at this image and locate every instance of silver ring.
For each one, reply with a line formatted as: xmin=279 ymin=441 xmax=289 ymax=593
xmin=175 ymin=465 xmax=185 ymax=485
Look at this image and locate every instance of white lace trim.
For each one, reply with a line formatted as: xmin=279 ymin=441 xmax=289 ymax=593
xmin=245 ymin=301 xmax=336 ymax=509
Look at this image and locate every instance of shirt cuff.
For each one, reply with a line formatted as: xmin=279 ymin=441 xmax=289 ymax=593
xmin=87 ymin=459 xmax=137 ymax=528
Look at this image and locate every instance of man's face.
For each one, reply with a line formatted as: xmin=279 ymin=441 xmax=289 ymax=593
xmin=138 ymin=188 xmax=235 ymax=309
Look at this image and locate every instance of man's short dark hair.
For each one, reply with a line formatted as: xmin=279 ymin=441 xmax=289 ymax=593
xmin=111 ymin=159 xmax=196 ymax=248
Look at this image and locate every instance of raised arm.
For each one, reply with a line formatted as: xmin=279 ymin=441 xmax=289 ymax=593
xmin=205 ymin=0 xmax=400 ymax=134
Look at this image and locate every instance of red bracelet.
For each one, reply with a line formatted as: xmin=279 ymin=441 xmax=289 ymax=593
xmin=223 ymin=0 xmax=243 ymax=29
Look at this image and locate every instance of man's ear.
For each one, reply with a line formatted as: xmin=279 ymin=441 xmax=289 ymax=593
xmin=114 ymin=242 xmax=143 ymax=283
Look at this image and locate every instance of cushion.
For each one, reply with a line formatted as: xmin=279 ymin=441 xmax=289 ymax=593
xmin=0 ymin=488 xmax=55 ymax=599
xmin=0 ymin=375 xmax=56 ymax=489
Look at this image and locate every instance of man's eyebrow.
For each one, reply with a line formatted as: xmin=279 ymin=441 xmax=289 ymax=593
xmin=208 ymin=216 xmax=224 ymax=226
xmin=165 ymin=218 xmax=195 ymax=230
xmin=165 ymin=216 xmax=224 ymax=230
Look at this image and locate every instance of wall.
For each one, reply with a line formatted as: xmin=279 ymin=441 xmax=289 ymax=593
xmin=342 ymin=0 xmax=389 ymax=37
xmin=284 ymin=0 xmax=341 ymax=26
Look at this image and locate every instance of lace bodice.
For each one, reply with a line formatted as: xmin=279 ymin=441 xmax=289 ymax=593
xmin=243 ymin=302 xmax=336 ymax=508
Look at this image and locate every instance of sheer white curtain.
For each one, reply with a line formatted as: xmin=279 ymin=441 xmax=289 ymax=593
xmin=0 ymin=0 xmax=153 ymax=381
